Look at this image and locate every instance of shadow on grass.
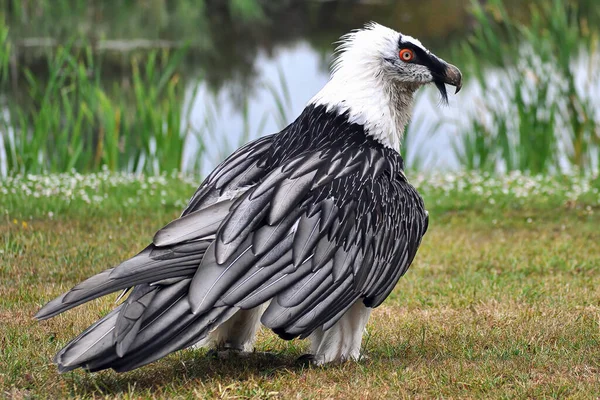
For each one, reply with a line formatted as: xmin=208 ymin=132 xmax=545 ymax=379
xmin=65 ymin=350 xmax=306 ymax=396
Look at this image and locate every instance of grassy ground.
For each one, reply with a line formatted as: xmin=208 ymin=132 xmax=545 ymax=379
xmin=1 ymin=172 xmax=599 ymax=399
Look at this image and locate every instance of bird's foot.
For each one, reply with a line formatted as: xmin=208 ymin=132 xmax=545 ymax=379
xmin=206 ymin=347 xmax=244 ymax=360
xmin=296 ymin=353 xmax=326 ymax=366
xmin=206 ymin=342 xmax=246 ymax=360
xmin=296 ymin=353 xmax=367 ymax=366
xmin=206 ymin=344 xmax=278 ymax=360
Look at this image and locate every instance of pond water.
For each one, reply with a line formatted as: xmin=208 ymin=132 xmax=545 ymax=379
xmin=183 ymin=39 xmax=465 ymax=174
xmin=167 ymin=0 xmax=481 ymax=173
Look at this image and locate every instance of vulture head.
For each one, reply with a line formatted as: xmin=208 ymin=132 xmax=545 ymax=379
xmin=310 ymin=22 xmax=462 ymax=149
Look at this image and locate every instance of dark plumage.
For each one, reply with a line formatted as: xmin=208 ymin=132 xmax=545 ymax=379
xmin=36 ymin=22 xmax=461 ymax=372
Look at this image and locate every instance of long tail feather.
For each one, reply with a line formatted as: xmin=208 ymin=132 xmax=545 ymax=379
xmin=52 ymin=278 xmax=237 ymax=373
xmin=36 ymin=242 xmax=208 ymax=320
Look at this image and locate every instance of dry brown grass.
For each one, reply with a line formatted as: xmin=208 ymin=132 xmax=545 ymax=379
xmin=1 ymin=207 xmax=599 ymax=399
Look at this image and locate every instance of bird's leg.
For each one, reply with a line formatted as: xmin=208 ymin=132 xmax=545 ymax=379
xmin=195 ymin=304 xmax=268 ymax=359
xmin=300 ymin=300 xmax=372 ymax=366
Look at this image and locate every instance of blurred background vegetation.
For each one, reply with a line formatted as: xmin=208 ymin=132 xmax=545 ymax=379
xmin=0 ymin=0 xmax=598 ymax=176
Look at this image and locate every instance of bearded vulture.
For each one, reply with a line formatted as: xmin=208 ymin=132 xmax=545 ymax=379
xmin=36 ymin=22 xmax=462 ymax=372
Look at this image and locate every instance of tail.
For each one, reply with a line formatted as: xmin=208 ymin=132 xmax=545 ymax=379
xmin=36 ymin=137 xmax=287 ymax=373
xmin=35 ymin=234 xmax=237 ymax=372
xmin=52 ymin=279 xmax=237 ymax=372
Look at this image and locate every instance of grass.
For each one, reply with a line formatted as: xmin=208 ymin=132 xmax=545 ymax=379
xmin=1 ymin=172 xmax=599 ymax=398
xmin=0 ymin=17 xmax=285 ymax=177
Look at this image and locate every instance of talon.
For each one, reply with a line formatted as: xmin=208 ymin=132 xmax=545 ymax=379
xmin=296 ymin=353 xmax=315 ymax=366
xmin=206 ymin=346 xmax=243 ymax=360
xmin=296 ymin=353 xmax=327 ymax=366
xmin=220 ymin=341 xmax=244 ymax=352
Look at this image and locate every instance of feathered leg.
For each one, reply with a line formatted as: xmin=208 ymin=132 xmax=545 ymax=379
xmin=306 ymin=300 xmax=371 ymax=365
xmin=196 ymin=303 xmax=268 ymax=352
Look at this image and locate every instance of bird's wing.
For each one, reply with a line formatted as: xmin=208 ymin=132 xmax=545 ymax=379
xmin=36 ymin=135 xmax=276 ymax=321
xmin=185 ymin=143 xmax=429 ymax=339
xmin=36 ymin=137 xmax=428 ymax=372
xmin=35 ymin=135 xmax=279 ymax=372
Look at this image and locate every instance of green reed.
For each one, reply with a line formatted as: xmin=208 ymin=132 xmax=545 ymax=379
xmin=0 ymin=32 xmax=200 ymax=175
xmin=454 ymin=0 xmax=600 ymax=174
xmin=0 ymin=18 xmax=8 ymax=85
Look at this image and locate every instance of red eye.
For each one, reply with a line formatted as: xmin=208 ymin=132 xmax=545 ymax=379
xmin=399 ymin=49 xmax=414 ymax=62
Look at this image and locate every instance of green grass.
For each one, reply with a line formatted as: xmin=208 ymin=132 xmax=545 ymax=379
xmin=1 ymin=172 xmax=599 ymax=398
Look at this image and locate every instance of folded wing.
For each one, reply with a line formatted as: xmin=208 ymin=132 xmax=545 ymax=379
xmin=36 ymin=135 xmax=428 ymax=372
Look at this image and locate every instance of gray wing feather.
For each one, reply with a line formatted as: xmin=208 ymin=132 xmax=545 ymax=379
xmin=153 ymin=199 xmax=235 ymax=247
xmin=114 ymin=284 xmax=157 ymax=357
xmin=292 ymin=210 xmax=322 ymax=267
xmin=39 ymin=137 xmax=428 ymax=373
xmin=181 ymin=135 xmax=273 ymax=215
xmin=110 ymin=306 xmax=237 ymax=372
xmin=260 ymin=267 xmax=336 ymax=329
xmin=268 ymin=170 xmax=317 ymax=224
xmin=35 ymin=242 xmax=207 ymax=320
xmin=285 ymin=274 xmax=355 ymax=338
xmin=54 ymin=305 xmax=123 ymax=372
xmin=252 ymin=209 xmax=303 ymax=256
xmin=218 ymin=240 xmax=294 ymax=306
xmin=214 ymin=189 xmax=272 ymax=264
xmin=188 ymin=239 xmax=254 ymax=314
xmin=235 ymin=260 xmax=314 ymax=310
xmin=275 ymin=260 xmax=334 ymax=308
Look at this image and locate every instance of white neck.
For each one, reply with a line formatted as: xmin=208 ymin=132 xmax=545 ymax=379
xmin=308 ymin=59 xmax=416 ymax=151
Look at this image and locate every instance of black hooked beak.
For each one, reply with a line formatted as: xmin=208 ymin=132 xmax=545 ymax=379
xmin=432 ymin=61 xmax=462 ymax=104
xmin=443 ymin=63 xmax=462 ymax=94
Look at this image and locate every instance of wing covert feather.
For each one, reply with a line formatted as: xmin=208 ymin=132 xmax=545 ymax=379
xmin=185 ymin=143 xmax=427 ymax=339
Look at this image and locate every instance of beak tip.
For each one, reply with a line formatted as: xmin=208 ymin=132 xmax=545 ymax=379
xmin=444 ymin=63 xmax=462 ymax=95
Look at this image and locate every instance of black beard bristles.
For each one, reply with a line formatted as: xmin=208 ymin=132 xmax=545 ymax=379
xmin=434 ymin=80 xmax=449 ymax=105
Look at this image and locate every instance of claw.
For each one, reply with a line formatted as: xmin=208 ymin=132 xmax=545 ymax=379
xmin=296 ymin=353 xmax=326 ymax=366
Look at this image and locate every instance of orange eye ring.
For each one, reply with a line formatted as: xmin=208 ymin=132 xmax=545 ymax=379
xmin=399 ymin=49 xmax=414 ymax=62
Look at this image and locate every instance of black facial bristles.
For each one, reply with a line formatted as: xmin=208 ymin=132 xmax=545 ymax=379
xmin=434 ymin=80 xmax=449 ymax=105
